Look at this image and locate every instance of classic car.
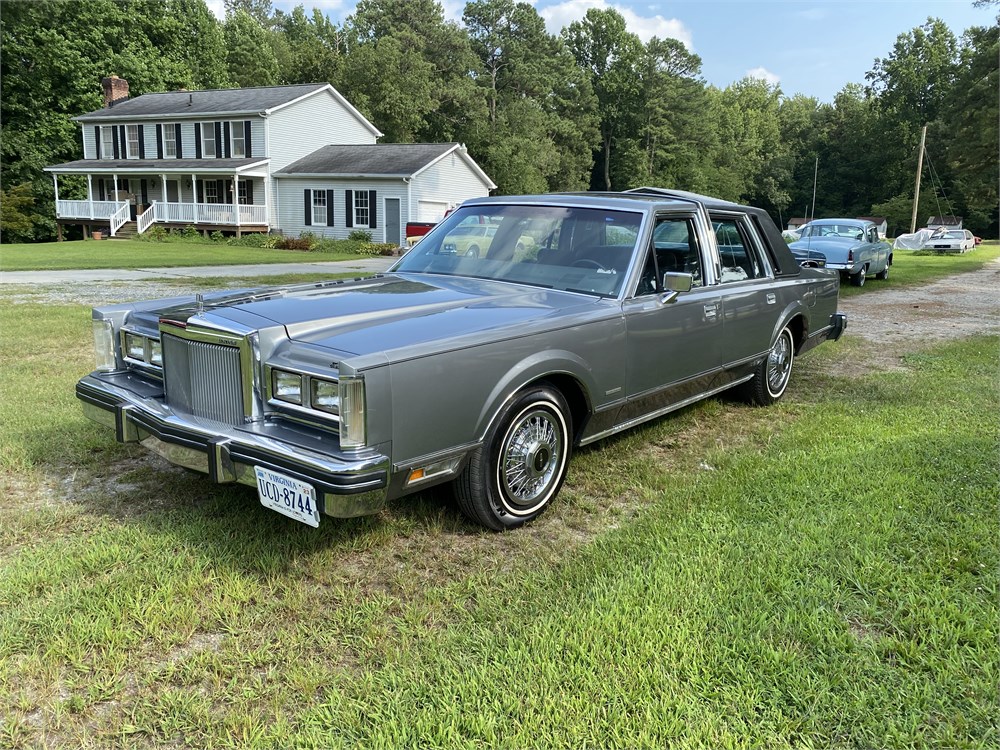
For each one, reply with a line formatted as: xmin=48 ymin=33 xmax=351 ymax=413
xmin=77 ymin=188 xmax=846 ymax=531
xmin=441 ymin=223 xmax=497 ymax=257
xmin=788 ymin=218 xmax=892 ymax=286
xmin=921 ymin=228 xmax=976 ymax=253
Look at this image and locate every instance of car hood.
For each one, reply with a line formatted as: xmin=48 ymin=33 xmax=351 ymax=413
xmin=152 ymin=273 xmax=604 ymax=359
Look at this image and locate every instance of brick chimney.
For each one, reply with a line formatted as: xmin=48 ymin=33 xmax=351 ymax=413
xmin=101 ymin=75 xmax=129 ymax=108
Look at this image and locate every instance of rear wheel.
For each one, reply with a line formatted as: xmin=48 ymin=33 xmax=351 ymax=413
xmin=740 ymin=326 xmax=795 ymax=406
xmin=453 ymin=385 xmax=571 ymax=530
xmin=875 ymin=259 xmax=890 ymax=280
xmin=850 ymin=266 xmax=867 ymax=286
xmin=467 ymin=244 xmax=480 ymax=258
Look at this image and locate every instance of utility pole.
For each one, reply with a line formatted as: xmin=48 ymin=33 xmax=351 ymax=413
xmin=810 ymin=157 xmax=818 ymax=222
xmin=910 ymin=124 xmax=928 ymax=234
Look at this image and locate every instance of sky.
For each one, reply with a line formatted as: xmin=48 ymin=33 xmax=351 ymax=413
xmin=211 ymin=0 xmax=995 ymax=103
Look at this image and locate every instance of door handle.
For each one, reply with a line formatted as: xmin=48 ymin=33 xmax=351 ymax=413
xmin=766 ymin=293 xmax=776 ymax=304
xmin=703 ymin=303 xmax=718 ymax=319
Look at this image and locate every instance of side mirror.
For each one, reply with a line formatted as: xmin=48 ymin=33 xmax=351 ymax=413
xmin=660 ymin=271 xmax=693 ymax=304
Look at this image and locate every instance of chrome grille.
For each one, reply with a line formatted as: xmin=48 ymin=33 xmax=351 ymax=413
xmin=162 ymin=333 xmax=244 ymax=424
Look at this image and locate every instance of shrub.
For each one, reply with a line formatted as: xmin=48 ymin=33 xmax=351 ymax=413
xmin=227 ymin=233 xmax=279 ymax=248
xmin=276 ymin=236 xmax=314 ymax=251
xmin=348 ymin=229 xmax=373 ymax=242
xmin=210 ymin=230 xmax=225 ymax=243
xmin=357 ymin=242 xmax=397 ymax=256
xmin=140 ymin=225 xmax=168 ymax=242
xmin=179 ymin=225 xmax=200 ymax=239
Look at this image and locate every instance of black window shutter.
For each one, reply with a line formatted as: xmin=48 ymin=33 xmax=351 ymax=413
xmin=194 ymin=123 xmax=202 ymax=159
xmin=196 ymin=179 xmax=204 ymax=203
xmin=368 ymin=190 xmax=377 ymax=228
xmin=112 ymin=129 xmax=120 ymax=160
xmin=176 ymin=124 xmax=183 ymax=158
xmin=244 ymin=121 xmax=252 ymax=157
xmin=140 ymin=179 xmax=148 ymax=205
xmin=119 ymin=126 xmax=126 ymax=158
xmin=215 ymin=122 xmax=222 ymax=158
xmin=138 ymin=125 xmax=145 ymax=159
xmin=304 ymin=189 xmax=312 ymax=226
xmin=98 ymin=181 xmax=105 ymax=201
xmin=345 ymin=190 xmax=353 ymax=228
xmin=326 ymin=189 xmax=335 ymax=226
xmin=246 ymin=181 xmax=254 ymax=205
xmin=217 ymin=179 xmax=226 ymax=203
xmin=156 ymin=124 xmax=163 ymax=159
xmin=94 ymin=126 xmax=101 ymax=159
xmin=223 ymin=122 xmax=231 ymax=158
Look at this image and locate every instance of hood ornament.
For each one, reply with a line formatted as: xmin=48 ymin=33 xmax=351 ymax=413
xmin=196 ymin=293 xmax=205 ymax=313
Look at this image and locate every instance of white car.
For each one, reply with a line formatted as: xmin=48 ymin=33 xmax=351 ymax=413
xmin=921 ymin=229 xmax=976 ymax=253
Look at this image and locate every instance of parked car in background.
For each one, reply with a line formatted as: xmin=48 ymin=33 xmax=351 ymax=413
xmin=77 ymin=188 xmax=846 ymax=531
xmin=441 ymin=223 xmax=497 ymax=257
xmin=921 ymin=228 xmax=976 ymax=253
xmin=788 ymin=218 xmax=891 ymax=286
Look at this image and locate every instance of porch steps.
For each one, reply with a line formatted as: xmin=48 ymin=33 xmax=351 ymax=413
xmin=109 ymin=221 xmax=138 ymax=239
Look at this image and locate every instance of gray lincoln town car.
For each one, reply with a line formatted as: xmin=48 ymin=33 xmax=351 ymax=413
xmin=77 ymin=188 xmax=846 ymax=530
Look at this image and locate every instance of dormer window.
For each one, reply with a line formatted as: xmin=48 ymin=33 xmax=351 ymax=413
xmin=100 ymin=127 xmax=115 ymax=160
xmin=126 ymin=124 xmax=141 ymax=159
xmin=202 ymin=123 xmax=217 ymax=158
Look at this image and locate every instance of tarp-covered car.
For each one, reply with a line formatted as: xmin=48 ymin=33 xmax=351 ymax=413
xmin=77 ymin=188 xmax=846 ymax=530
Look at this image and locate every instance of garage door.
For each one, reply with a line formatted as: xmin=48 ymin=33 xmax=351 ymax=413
xmin=417 ymin=201 xmax=449 ymax=222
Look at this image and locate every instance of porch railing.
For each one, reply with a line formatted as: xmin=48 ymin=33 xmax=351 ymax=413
xmin=134 ymin=201 xmax=268 ymax=234
xmin=109 ymin=202 xmax=130 ymax=237
xmin=56 ymin=199 xmax=126 ymax=220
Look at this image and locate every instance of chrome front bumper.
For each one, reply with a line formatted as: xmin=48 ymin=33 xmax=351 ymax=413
xmin=77 ymin=373 xmax=389 ymax=518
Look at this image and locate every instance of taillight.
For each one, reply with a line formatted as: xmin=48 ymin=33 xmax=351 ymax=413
xmin=848 ymin=249 xmax=854 ymax=262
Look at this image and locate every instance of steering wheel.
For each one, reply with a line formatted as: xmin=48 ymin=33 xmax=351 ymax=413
xmin=572 ymin=259 xmax=607 ymax=271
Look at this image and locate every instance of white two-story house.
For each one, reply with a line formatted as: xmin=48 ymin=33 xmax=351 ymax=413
xmin=45 ymin=76 xmax=494 ymax=244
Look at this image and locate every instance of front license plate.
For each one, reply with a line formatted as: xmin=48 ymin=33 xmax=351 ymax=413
xmin=255 ymin=466 xmax=320 ymax=527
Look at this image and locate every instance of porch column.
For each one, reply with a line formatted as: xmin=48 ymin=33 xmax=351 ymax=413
xmin=112 ymin=173 xmax=119 ymax=201
xmin=191 ymin=174 xmax=197 ymax=223
xmin=161 ymin=173 xmax=167 ymax=223
xmin=52 ymin=173 xmax=59 ymax=207
xmin=233 ymin=173 xmax=240 ymax=226
xmin=87 ymin=174 xmax=94 ymax=219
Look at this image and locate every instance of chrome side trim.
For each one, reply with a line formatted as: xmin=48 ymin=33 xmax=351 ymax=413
xmin=580 ymin=374 xmax=755 ymax=446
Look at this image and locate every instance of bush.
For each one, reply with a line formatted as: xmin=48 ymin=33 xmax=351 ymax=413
xmin=227 ymin=233 xmax=279 ymax=248
xmin=210 ymin=230 xmax=225 ymax=242
xmin=357 ymin=242 xmax=397 ymax=256
xmin=276 ymin=236 xmax=314 ymax=251
xmin=348 ymin=229 xmax=373 ymax=242
xmin=178 ymin=225 xmax=200 ymax=240
xmin=143 ymin=225 xmax=168 ymax=242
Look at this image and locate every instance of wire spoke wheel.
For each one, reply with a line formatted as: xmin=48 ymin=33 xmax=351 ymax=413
xmin=766 ymin=329 xmax=793 ymax=397
xmin=499 ymin=408 xmax=562 ymax=509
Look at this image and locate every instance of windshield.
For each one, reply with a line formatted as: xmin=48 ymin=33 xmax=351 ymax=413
xmin=942 ymin=230 xmax=965 ymax=239
xmin=393 ymin=204 xmax=643 ymax=297
xmin=800 ymin=223 xmax=865 ymax=239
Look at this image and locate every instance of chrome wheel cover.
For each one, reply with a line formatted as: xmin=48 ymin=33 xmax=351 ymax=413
xmin=766 ymin=330 xmax=793 ymax=397
xmin=497 ymin=406 xmax=565 ymax=514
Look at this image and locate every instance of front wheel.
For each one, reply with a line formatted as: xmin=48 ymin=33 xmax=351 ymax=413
xmin=850 ymin=266 xmax=867 ymax=286
xmin=740 ymin=326 xmax=795 ymax=406
xmin=453 ymin=385 xmax=572 ymax=530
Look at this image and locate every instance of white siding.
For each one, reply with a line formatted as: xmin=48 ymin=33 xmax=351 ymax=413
xmin=267 ymin=89 xmax=377 ymax=172
xmin=410 ymin=151 xmax=492 ymax=221
xmin=276 ymin=178 xmax=407 ymax=242
xmin=251 ymin=118 xmax=265 ymax=158
xmin=142 ymin=124 xmax=157 ymax=158
xmin=180 ymin=122 xmax=197 ymax=160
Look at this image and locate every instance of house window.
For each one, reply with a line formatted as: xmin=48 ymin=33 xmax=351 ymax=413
xmin=101 ymin=127 xmax=115 ymax=160
xmin=354 ymin=190 xmax=369 ymax=227
xmin=237 ymin=181 xmax=249 ymax=205
xmin=312 ymin=190 xmax=327 ymax=226
xmin=126 ymin=124 xmax=140 ymax=158
xmin=163 ymin=124 xmax=177 ymax=158
xmin=205 ymin=181 xmax=219 ymax=204
xmin=202 ymin=123 xmax=216 ymax=158
xmin=231 ymin=122 xmax=246 ymax=158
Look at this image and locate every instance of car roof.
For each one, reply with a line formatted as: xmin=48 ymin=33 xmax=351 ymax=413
xmin=807 ymin=218 xmax=869 ymax=226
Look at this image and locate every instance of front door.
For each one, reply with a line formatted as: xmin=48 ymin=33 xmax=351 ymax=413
xmin=166 ymin=180 xmax=179 ymax=203
xmin=384 ymin=198 xmax=401 ymax=245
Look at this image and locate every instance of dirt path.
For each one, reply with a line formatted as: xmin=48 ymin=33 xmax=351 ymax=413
xmin=830 ymin=258 xmax=1000 ymax=373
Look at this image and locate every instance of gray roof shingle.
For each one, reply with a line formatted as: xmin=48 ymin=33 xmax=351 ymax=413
xmin=275 ymin=143 xmax=457 ymax=177
xmin=75 ymin=84 xmax=328 ymax=121
xmin=45 ymin=158 xmax=267 ymax=172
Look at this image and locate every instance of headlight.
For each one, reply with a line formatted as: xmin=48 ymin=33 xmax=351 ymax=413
xmin=272 ymin=370 xmax=303 ymax=404
xmin=125 ymin=332 xmax=145 ymax=361
xmin=149 ymin=339 xmax=162 ymax=366
xmin=92 ymin=319 xmax=117 ymax=372
xmin=310 ymin=378 xmax=339 ymax=414
xmin=339 ymin=377 xmax=366 ymax=448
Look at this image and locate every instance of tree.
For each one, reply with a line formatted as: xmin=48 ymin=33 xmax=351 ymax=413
xmin=224 ymin=9 xmax=279 ymax=87
xmin=563 ymin=8 xmax=643 ymax=190
xmin=273 ymin=5 xmax=343 ymax=85
xmin=0 ymin=183 xmax=35 ymax=241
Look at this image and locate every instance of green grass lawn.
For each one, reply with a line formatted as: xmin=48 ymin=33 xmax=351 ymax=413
xmin=0 ymin=239 xmax=366 ymax=271
xmin=839 ymin=241 xmax=999 ymax=297
xmin=0 ymin=279 xmax=996 ymax=747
